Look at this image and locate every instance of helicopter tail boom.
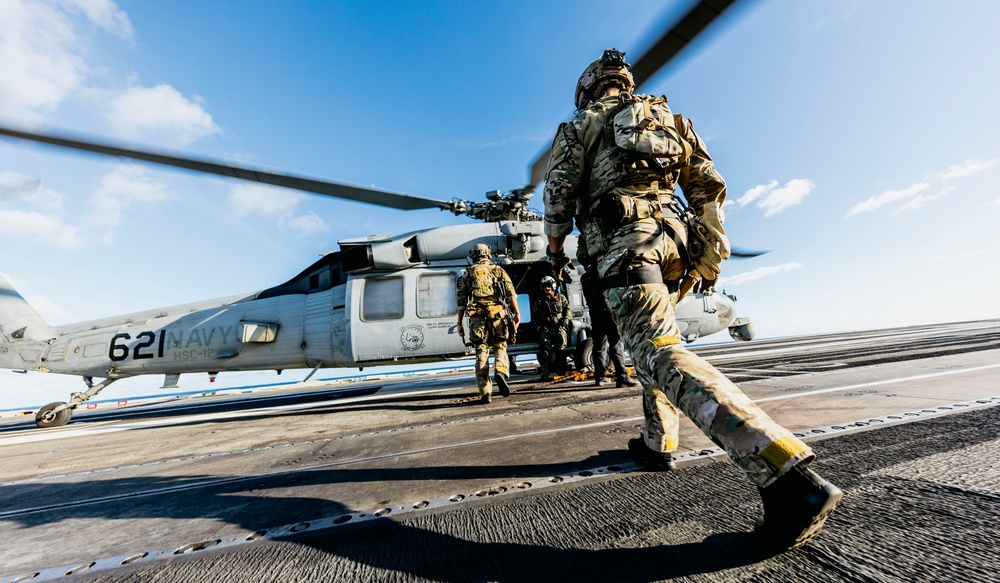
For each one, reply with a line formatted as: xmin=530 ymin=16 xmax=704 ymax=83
xmin=0 ymin=275 xmax=54 ymax=369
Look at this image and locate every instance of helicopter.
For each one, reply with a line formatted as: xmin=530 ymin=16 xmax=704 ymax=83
xmin=0 ymin=0 xmax=756 ymax=429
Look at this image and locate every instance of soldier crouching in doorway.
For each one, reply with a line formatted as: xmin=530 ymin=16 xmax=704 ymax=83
xmin=457 ymin=244 xmax=521 ymax=403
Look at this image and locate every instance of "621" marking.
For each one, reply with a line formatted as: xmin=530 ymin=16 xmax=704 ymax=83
xmin=109 ymin=331 xmax=166 ymax=362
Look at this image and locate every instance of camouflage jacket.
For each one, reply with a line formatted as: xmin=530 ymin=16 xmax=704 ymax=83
xmin=542 ymin=93 xmax=727 ymax=240
xmin=456 ymin=260 xmax=517 ymax=312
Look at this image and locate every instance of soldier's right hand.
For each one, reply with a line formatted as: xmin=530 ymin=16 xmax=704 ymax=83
xmin=700 ymin=202 xmax=731 ymax=260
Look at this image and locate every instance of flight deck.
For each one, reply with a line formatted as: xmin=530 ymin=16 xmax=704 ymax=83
xmin=2 ymin=320 xmax=999 ymax=582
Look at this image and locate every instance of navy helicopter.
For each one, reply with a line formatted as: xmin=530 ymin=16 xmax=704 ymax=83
xmin=0 ymin=0 xmax=756 ymax=428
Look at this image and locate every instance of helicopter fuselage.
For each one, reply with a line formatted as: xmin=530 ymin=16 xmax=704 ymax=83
xmin=2 ymin=220 xmax=751 ymax=427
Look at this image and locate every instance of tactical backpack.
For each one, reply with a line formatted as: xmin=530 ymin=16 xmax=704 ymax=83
xmin=469 ymin=263 xmax=497 ymax=301
xmin=610 ymin=94 xmax=692 ymax=163
xmin=590 ymin=94 xmax=697 ymax=234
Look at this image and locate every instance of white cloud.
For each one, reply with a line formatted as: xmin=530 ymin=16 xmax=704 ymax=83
xmin=0 ymin=0 xmax=87 ymax=124
xmin=0 ymin=0 xmax=135 ymax=125
xmin=22 ymin=293 xmax=69 ymax=323
xmin=455 ymin=131 xmax=555 ymax=150
xmin=0 ymin=207 xmax=86 ymax=249
xmin=85 ymin=165 xmax=169 ymax=243
xmin=60 ymin=0 xmax=135 ymax=38
xmin=227 ymin=183 xmax=329 ymax=235
xmin=285 ymin=212 xmax=328 ymax=235
xmin=107 ymin=84 xmax=220 ymax=147
xmin=717 ymin=262 xmax=803 ymax=287
xmin=0 ymin=182 xmax=85 ymax=248
xmin=736 ymin=179 xmax=814 ymax=217
xmin=736 ymin=180 xmax=777 ymax=207
xmin=845 ymin=182 xmax=929 ymax=217
xmin=930 ymin=249 xmax=988 ymax=262
xmin=892 ymin=186 xmax=954 ymax=214
xmin=0 ymin=165 xmax=167 ymax=248
xmin=939 ymin=158 xmax=1000 ymax=180
xmin=229 ymin=183 xmax=303 ymax=217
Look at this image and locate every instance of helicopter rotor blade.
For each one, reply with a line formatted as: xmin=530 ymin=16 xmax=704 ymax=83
xmin=0 ymin=126 xmax=453 ymax=212
xmin=527 ymin=0 xmax=743 ymax=188
xmin=730 ymin=247 xmax=768 ymax=259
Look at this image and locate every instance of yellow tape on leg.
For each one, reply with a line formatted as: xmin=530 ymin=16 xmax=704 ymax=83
xmin=649 ymin=334 xmax=680 ymax=349
xmin=760 ymin=435 xmax=810 ymax=469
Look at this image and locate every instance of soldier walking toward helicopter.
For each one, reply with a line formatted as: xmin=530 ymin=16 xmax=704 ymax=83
xmin=541 ymin=48 xmax=841 ymax=552
xmin=457 ymin=244 xmax=521 ymax=403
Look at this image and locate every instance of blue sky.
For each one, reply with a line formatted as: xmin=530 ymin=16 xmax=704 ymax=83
xmin=1 ymin=0 xmax=999 ymax=408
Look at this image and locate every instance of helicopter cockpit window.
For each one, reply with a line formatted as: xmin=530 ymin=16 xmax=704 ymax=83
xmin=361 ymin=276 xmax=404 ymax=321
xmin=417 ymin=272 xmax=457 ymax=318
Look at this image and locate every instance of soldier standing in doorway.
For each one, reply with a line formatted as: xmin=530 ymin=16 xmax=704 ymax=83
xmin=533 ymin=276 xmax=571 ymax=381
xmin=542 ymin=48 xmax=841 ymax=552
xmin=457 ymin=244 xmax=521 ymax=403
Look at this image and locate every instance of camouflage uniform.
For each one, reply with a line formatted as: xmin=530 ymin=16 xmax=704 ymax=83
xmin=543 ymin=93 xmax=813 ymax=487
xmin=456 ymin=259 xmax=517 ymax=397
xmin=533 ymin=290 xmax=570 ymax=378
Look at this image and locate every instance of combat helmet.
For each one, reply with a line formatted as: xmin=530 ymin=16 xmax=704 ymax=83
xmin=575 ymin=48 xmax=635 ymax=110
xmin=469 ymin=243 xmax=492 ymax=261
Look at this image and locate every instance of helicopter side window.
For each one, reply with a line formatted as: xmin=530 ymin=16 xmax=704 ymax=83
xmin=517 ymin=294 xmax=531 ymax=323
xmin=417 ymin=272 xmax=457 ymax=318
xmin=361 ymin=276 xmax=404 ymax=321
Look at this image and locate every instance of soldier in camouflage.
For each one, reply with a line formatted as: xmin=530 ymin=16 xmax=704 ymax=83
xmin=542 ymin=49 xmax=842 ymax=552
xmin=456 ymin=244 xmax=521 ymax=403
xmin=533 ymin=276 xmax=571 ymax=381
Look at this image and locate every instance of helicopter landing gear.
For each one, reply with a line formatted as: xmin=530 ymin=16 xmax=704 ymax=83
xmin=35 ymin=402 xmax=72 ymax=428
xmin=33 ymin=377 xmax=120 ymax=428
xmin=573 ymin=337 xmax=594 ymax=372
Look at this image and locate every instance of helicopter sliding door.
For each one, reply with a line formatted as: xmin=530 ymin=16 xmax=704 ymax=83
xmin=349 ymin=268 xmax=466 ymax=364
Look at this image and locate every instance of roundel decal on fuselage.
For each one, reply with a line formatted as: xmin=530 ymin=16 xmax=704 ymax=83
xmin=400 ymin=325 xmax=425 ymax=351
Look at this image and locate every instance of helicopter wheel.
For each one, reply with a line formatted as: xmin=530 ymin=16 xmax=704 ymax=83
xmin=573 ymin=338 xmax=594 ymax=372
xmin=35 ymin=402 xmax=72 ymax=428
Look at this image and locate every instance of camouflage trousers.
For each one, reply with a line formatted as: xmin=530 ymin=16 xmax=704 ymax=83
xmin=469 ymin=311 xmax=510 ymax=396
xmin=474 ymin=342 xmax=508 ymax=396
xmin=593 ymin=217 xmax=813 ymax=487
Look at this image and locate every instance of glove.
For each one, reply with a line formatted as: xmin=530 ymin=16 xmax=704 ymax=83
xmin=700 ymin=202 xmax=731 ymax=260
xmin=687 ymin=202 xmax=728 ymax=281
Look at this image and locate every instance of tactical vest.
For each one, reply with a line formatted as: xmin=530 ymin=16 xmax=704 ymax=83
xmin=468 ymin=263 xmax=499 ymax=304
xmin=538 ymin=294 xmax=566 ymax=324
